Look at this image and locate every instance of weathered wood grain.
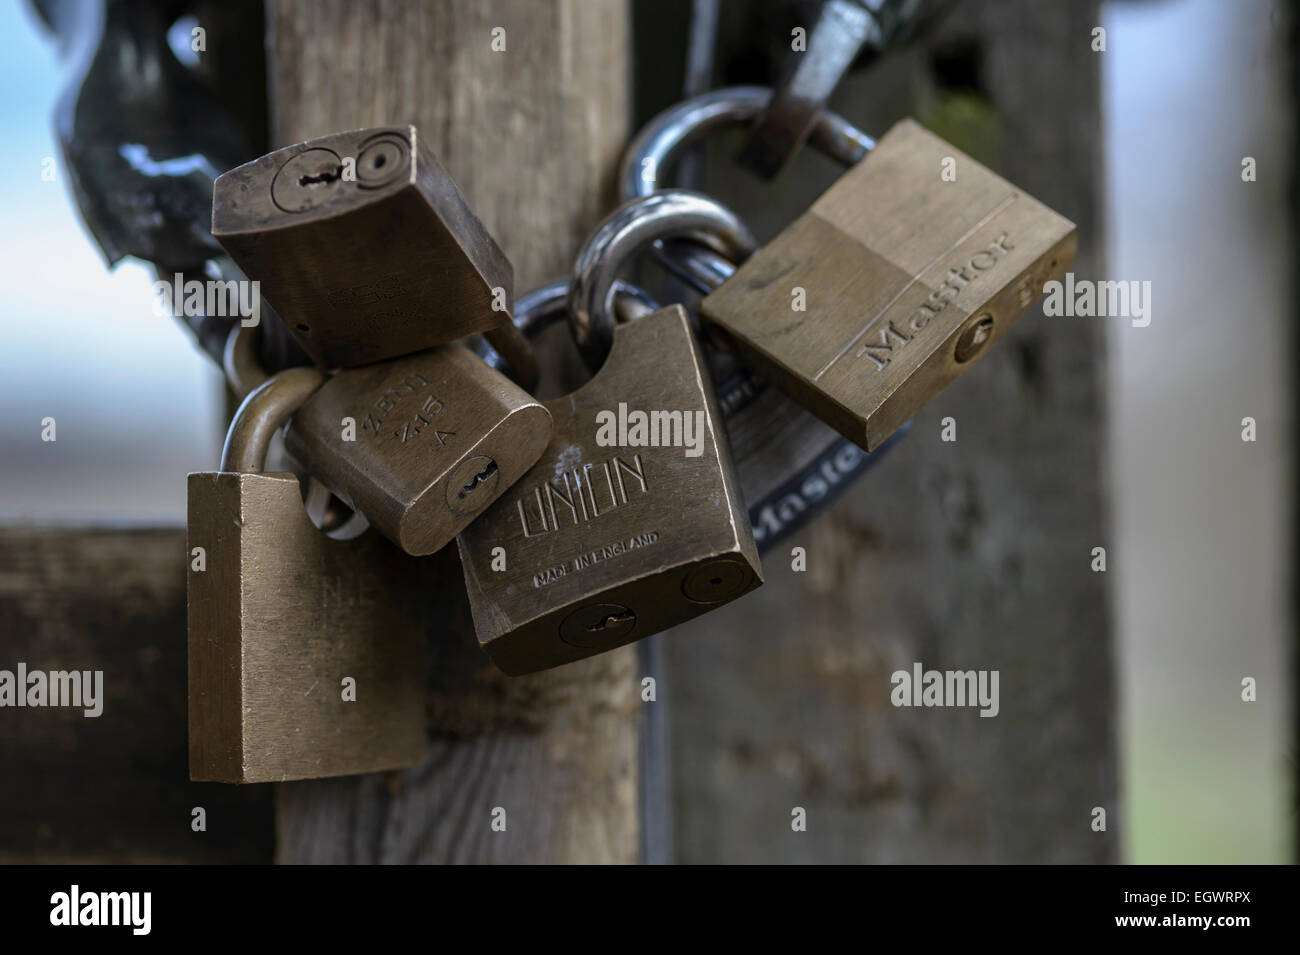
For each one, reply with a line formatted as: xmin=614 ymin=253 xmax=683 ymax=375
xmin=664 ymin=0 xmax=1115 ymax=863
xmin=269 ymin=0 xmax=640 ymax=864
xmin=0 ymin=529 xmax=273 ymax=864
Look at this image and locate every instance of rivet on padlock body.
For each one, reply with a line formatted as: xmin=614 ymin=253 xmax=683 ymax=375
xmin=456 ymin=304 xmax=762 ymax=676
xmin=283 ymin=344 xmax=552 ymax=557
xmin=699 ymin=118 xmax=1077 ymax=451
xmin=212 ymin=125 xmax=513 ymax=369
xmin=188 ymin=368 xmax=429 ymax=783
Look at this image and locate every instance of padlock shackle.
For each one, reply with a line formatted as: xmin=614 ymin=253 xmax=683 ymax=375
xmin=512 ymin=281 xmax=573 ymax=337
xmin=619 ymin=85 xmax=874 ymax=203
xmin=653 ymin=240 xmax=737 ymax=296
xmin=516 ymin=279 xmax=662 ymax=337
xmin=223 ymin=323 xmax=268 ymax=401
xmin=568 ymin=190 xmax=756 ymax=368
xmin=617 ymin=86 xmax=873 ymax=307
xmin=221 ymin=366 xmax=326 ymax=473
xmin=477 ymin=278 xmax=661 ymax=381
xmin=481 ymin=323 xmax=540 ymax=393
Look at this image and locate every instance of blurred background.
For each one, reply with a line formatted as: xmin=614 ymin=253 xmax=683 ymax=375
xmin=1103 ymin=0 xmax=1291 ymax=865
xmin=0 ymin=0 xmax=1291 ymax=863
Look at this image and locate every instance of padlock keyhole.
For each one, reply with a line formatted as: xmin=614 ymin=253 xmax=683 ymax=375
xmin=458 ymin=459 xmax=499 ymax=498
xmin=297 ymin=166 xmax=342 ymax=188
xmin=588 ymin=610 xmax=634 ymax=632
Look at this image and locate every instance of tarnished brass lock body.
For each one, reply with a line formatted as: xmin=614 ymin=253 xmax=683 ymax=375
xmin=283 ymin=345 xmax=551 ymax=557
xmin=700 ymin=118 xmax=1076 ymax=450
xmin=457 ymin=305 xmax=762 ymax=675
xmin=212 ymin=126 xmax=513 ymax=369
xmin=188 ymin=368 xmax=429 ymax=783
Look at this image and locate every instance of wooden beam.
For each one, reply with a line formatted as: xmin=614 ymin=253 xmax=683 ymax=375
xmin=0 ymin=529 xmax=273 ymax=864
xmin=268 ymin=0 xmax=639 ymax=864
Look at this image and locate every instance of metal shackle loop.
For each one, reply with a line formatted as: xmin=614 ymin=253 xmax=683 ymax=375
xmin=568 ymin=190 xmax=757 ymax=367
xmin=223 ymin=322 xmax=269 ymax=401
xmin=481 ymin=322 xmax=540 ymax=393
xmin=513 ymin=280 xmax=575 ymax=339
xmin=220 ymin=366 xmax=325 ymax=473
xmin=619 ymin=85 xmax=875 ymax=202
xmin=218 ymin=339 xmax=364 ymax=536
xmin=654 ymin=241 xmax=738 ymax=295
xmin=476 ymin=280 xmax=661 ymax=380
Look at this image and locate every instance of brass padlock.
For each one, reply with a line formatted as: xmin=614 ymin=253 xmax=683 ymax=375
xmin=188 ymin=368 xmax=429 ymax=783
xmin=698 ymin=118 xmax=1076 ymax=451
xmin=456 ymin=302 xmax=762 ymax=676
xmin=283 ymin=344 xmax=552 ymax=557
xmin=212 ymin=126 xmax=513 ymax=369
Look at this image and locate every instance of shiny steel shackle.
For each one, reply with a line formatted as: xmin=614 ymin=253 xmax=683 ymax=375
xmin=511 ymin=278 xmax=661 ymax=341
xmin=568 ymin=190 xmax=757 ymax=368
xmin=476 ymin=278 xmax=662 ymax=386
xmin=617 ymin=86 xmax=875 ymax=298
xmin=619 ymin=85 xmax=875 ymax=202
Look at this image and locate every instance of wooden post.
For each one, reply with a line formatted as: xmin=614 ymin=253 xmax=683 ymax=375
xmin=667 ymin=0 xmax=1115 ymax=862
xmin=269 ymin=0 xmax=638 ymax=864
